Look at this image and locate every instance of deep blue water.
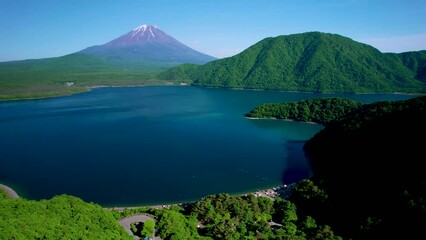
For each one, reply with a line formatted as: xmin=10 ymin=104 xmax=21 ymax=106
xmin=0 ymin=86 xmax=415 ymax=206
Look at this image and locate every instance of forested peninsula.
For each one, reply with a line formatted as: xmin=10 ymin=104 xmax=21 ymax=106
xmin=246 ymin=97 xmax=362 ymax=124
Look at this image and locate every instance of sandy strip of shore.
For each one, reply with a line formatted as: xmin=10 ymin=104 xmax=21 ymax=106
xmin=246 ymin=116 xmax=319 ymax=125
xmin=107 ymin=184 xmax=293 ymax=211
xmin=0 ymin=184 xmax=20 ymax=199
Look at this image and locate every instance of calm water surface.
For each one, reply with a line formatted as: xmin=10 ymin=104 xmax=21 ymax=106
xmin=0 ymin=86 xmax=414 ymax=206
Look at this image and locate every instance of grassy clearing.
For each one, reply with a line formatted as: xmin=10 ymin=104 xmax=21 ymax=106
xmin=0 ymin=53 xmax=177 ymax=100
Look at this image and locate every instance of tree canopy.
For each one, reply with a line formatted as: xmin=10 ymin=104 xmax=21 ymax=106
xmin=246 ymin=97 xmax=362 ymax=124
xmin=0 ymin=194 xmax=131 ymax=239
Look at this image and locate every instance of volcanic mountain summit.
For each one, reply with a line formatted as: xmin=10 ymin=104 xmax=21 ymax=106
xmin=80 ymin=24 xmax=215 ymax=64
xmin=105 ymin=25 xmax=173 ymax=46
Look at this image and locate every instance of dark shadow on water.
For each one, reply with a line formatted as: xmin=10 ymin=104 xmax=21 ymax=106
xmin=281 ymin=140 xmax=312 ymax=184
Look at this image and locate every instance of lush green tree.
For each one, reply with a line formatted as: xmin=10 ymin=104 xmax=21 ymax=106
xmin=273 ymin=198 xmax=298 ymax=226
xmin=156 ymin=208 xmax=199 ymax=239
xmin=130 ymin=222 xmax=138 ymax=234
xmin=191 ymin=194 xmax=277 ymax=239
xmin=288 ymin=179 xmax=328 ymax=220
xmin=141 ymin=219 xmax=155 ymax=238
xmin=0 ymin=189 xmax=9 ymax=199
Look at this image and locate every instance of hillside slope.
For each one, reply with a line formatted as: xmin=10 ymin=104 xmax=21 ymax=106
xmin=302 ymin=96 xmax=426 ymax=238
xmin=161 ymin=32 xmax=426 ymax=93
xmin=80 ymin=24 xmax=215 ymax=65
xmin=0 ymin=194 xmax=131 ymax=239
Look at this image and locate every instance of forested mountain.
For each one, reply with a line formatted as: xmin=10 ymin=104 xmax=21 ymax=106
xmin=398 ymin=50 xmax=426 ymax=82
xmin=300 ymin=96 xmax=426 ymax=238
xmin=160 ymin=32 xmax=426 ymax=93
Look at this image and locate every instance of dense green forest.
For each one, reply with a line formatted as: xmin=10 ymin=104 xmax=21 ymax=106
xmin=0 ymin=188 xmax=341 ymax=239
xmin=188 ymin=193 xmax=340 ymax=239
xmin=302 ymin=96 xmax=426 ymax=239
xmin=246 ymin=98 xmax=362 ymax=124
xmin=398 ymin=50 xmax=426 ymax=82
xmin=246 ymin=96 xmax=426 ymax=238
xmin=160 ymin=32 xmax=426 ymax=93
xmin=157 ymin=63 xmax=200 ymax=84
xmin=0 ymin=193 xmax=131 ymax=239
xmin=133 ymin=192 xmax=341 ymax=239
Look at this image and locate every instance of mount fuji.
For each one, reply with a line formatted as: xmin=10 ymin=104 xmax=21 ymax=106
xmin=80 ymin=24 xmax=216 ymax=64
xmin=0 ymin=24 xmax=217 ymax=99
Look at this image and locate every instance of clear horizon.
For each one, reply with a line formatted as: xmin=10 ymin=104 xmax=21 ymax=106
xmin=1 ymin=0 xmax=425 ymax=62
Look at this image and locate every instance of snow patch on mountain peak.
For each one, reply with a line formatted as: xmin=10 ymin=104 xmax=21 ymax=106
xmin=131 ymin=24 xmax=156 ymax=39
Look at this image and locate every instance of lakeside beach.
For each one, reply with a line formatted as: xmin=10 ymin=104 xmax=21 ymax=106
xmin=1 ymin=182 xmax=292 ymax=211
xmin=108 ymin=184 xmax=294 ymax=212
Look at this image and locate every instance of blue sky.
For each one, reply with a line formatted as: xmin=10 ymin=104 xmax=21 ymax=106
xmin=0 ymin=0 xmax=425 ymax=62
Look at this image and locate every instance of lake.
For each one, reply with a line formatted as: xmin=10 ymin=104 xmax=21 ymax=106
xmin=0 ymin=86 xmax=415 ymax=206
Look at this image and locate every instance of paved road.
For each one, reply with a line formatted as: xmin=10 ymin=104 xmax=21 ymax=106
xmin=0 ymin=184 xmax=19 ymax=199
xmin=119 ymin=214 xmax=161 ymax=240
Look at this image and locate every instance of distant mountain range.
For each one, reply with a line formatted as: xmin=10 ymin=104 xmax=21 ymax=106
xmin=2 ymin=29 xmax=426 ymax=100
xmin=160 ymin=32 xmax=426 ymax=93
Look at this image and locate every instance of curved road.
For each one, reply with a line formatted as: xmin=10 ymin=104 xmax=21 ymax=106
xmin=0 ymin=184 xmax=19 ymax=199
xmin=119 ymin=214 xmax=161 ymax=240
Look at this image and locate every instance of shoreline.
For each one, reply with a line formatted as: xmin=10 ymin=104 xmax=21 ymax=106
xmin=245 ymin=116 xmax=319 ymax=125
xmin=1 ymin=84 xmax=423 ymax=102
xmin=0 ymin=184 xmax=20 ymax=199
xmin=106 ymin=184 xmax=294 ymax=211
xmin=194 ymin=85 xmax=424 ymax=96
xmin=0 ymin=82 xmax=177 ymax=102
xmin=0 ymin=181 xmax=293 ymax=210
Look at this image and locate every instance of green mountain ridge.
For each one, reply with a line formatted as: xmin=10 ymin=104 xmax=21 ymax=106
xmin=160 ymin=32 xmax=426 ymax=93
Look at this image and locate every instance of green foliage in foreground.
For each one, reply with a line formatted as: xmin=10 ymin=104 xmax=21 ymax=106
xmin=0 ymin=194 xmax=131 ymax=240
xmin=0 ymin=184 xmax=342 ymax=240
xmin=187 ymin=193 xmax=341 ymax=240
xmin=246 ymin=97 xmax=362 ymax=124
xmin=161 ymin=32 xmax=426 ymax=93
xmin=0 ymin=188 xmax=9 ymax=199
xmin=154 ymin=206 xmax=202 ymax=240
xmin=141 ymin=219 xmax=156 ymax=238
